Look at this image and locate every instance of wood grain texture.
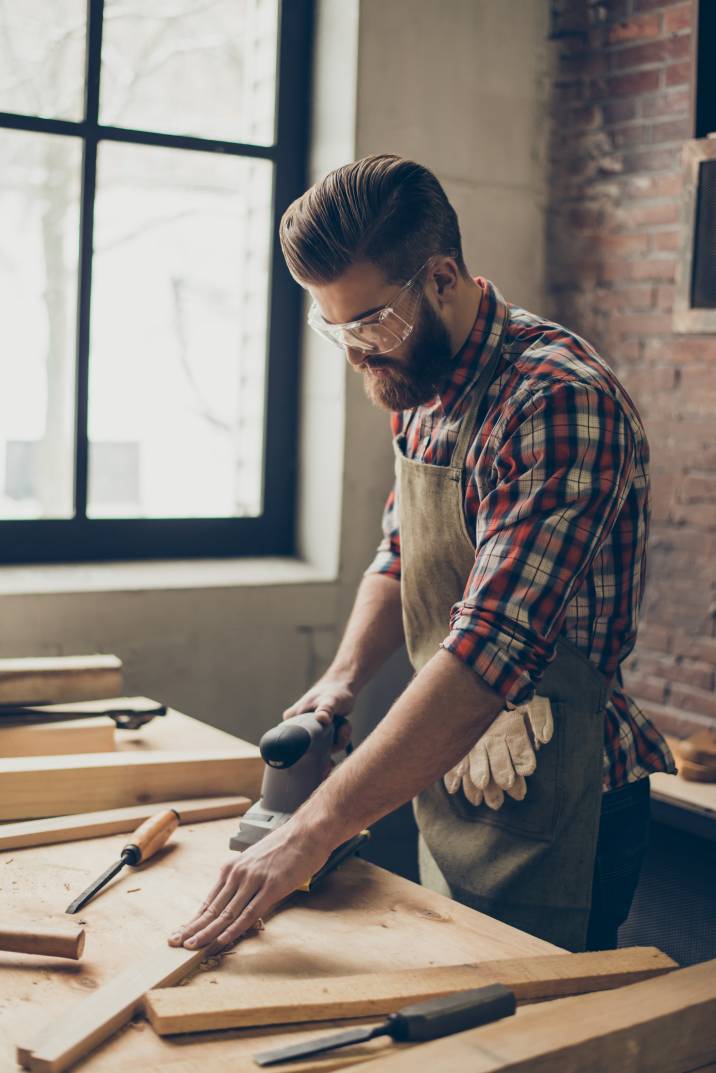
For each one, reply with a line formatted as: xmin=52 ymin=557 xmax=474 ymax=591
xmin=5 ymin=818 xmax=557 ymax=1073
xmin=0 ymin=705 xmax=262 ymax=820
xmin=0 ymin=655 xmax=122 ymax=706
xmin=357 ymin=958 xmax=716 ymax=1073
xmin=0 ymin=717 xmax=116 ymax=757
xmin=0 ymin=924 xmax=85 ymax=961
xmin=144 ymin=947 xmax=676 ymax=1035
xmin=0 ymin=796 xmax=251 ymax=850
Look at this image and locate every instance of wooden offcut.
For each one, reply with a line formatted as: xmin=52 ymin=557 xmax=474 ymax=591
xmin=358 ymin=957 xmax=716 ymax=1073
xmin=17 ymin=940 xmax=223 ymax=1072
xmin=0 ymin=796 xmax=251 ymax=851
xmin=0 ymin=717 xmax=116 ymax=758
xmin=0 ymin=749 xmax=261 ymax=820
xmin=0 ymin=703 xmax=262 ymax=820
xmin=0 ymin=924 xmax=85 ymax=961
xmin=0 ymin=655 xmax=123 ymax=706
xmin=143 ymin=947 xmax=676 ymax=1035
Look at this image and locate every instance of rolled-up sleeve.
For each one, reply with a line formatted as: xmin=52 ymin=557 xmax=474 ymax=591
xmin=364 ymin=484 xmax=402 ymax=580
xmin=441 ymin=381 xmax=636 ymax=705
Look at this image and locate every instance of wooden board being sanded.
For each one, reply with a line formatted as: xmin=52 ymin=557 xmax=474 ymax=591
xmin=0 ymin=655 xmax=123 ymax=706
xmin=0 ymin=706 xmax=263 ymax=820
xmin=0 ymin=717 xmax=116 ymax=757
xmin=0 ymin=796 xmax=251 ymax=851
xmin=354 ymin=957 xmax=716 ymax=1073
xmin=143 ymin=946 xmax=676 ymax=1035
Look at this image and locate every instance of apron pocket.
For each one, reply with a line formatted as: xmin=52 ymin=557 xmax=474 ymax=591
xmin=441 ymin=700 xmax=568 ymax=843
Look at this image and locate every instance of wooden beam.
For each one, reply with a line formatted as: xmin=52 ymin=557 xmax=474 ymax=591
xmin=143 ymin=947 xmax=676 ymax=1035
xmin=0 ymin=656 xmax=122 ymax=706
xmin=0 ymin=717 xmax=115 ymax=757
xmin=0 ymin=796 xmax=251 ymax=851
xmin=0 ymin=924 xmax=85 ymax=961
xmin=355 ymin=958 xmax=716 ymax=1073
xmin=0 ymin=750 xmax=263 ymax=821
xmin=17 ymin=941 xmax=223 ymax=1072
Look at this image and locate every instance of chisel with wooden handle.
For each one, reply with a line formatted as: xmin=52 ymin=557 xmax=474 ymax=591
xmin=65 ymin=808 xmax=179 ymax=914
xmin=0 ymin=924 xmax=85 ymax=960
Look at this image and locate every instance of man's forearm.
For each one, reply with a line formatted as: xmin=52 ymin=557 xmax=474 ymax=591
xmin=328 ymin=572 xmax=404 ymax=692
xmin=299 ymin=648 xmax=504 ymax=847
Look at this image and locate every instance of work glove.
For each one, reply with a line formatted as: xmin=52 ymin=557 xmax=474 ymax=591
xmin=444 ymin=696 xmax=553 ymax=811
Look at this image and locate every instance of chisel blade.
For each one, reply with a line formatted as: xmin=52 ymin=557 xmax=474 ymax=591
xmin=254 ymin=1024 xmax=386 ymax=1066
xmin=65 ymin=857 xmax=127 ymax=914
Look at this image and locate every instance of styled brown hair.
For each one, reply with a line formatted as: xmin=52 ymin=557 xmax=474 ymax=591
xmin=279 ymin=154 xmax=468 ymax=286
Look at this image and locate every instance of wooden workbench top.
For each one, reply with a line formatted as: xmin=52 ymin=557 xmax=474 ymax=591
xmin=0 ymin=814 xmax=557 ymax=1072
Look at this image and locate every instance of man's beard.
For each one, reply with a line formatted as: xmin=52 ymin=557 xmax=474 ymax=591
xmin=361 ymin=300 xmax=454 ymax=411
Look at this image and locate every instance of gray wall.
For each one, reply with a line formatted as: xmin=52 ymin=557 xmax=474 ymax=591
xmin=0 ymin=2 xmax=550 ymax=757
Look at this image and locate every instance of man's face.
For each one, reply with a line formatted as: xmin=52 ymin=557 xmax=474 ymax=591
xmin=308 ymin=261 xmax=455 ymax=411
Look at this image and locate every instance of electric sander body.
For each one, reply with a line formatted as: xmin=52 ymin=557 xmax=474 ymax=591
xmin=230 ymin=712 xmax=338 ymax=851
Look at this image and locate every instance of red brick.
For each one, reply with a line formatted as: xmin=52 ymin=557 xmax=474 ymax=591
xmin=654 ymin=283 xmax=675 ymax=310
xmin=608 ymin=13 xmax=662 ymax=44
xmin=664 ymin=2 xmax=693 ymax=33
xmin=613 ymin=40 xmax=667 ymax=69
xmin=604 ymin=98 xmax=639 ymax=124
xmin=636 ymin=623 xmax=673 ymax=652
xmin=624 ymin=172 xmax=682 ymax=198
xmin=612 ymin=312 xmax=673 ymax=336
xmin=680 ymin=473 xmax=716 ymax=504
xmin=649 ymin=116 xmax=693 ymax=143
xmin=596 ymin=284 xmax=654 ymax=311
xmin=667 ymin=657 xmax=715 ymax=692
xmin=640 ymin=86 xmax=690 ymax=117
xmin=670 ymin=682 xmax=716 ymax=720
xmin=622 ymin=671 xmax=668 ymax=703
xmin=622 ymin=145 xmax=682 ymax=172
xmin=665 ymin=60 xmax=692 ymax=87
xmin=622 ymin=200 xmax=679 ymax=226
xmin=673 ymin=636 xmax=716 ymax=667
xmin=654 ymin=230 xmax=681 ymax=251
xmin=600 ymin=233 xmax=651 ymax=256
xmin=635 ymin=0 xmax=678 ymax=9
xmin=599 ymin=257 xmax=676 ymax=283
xmin=608 ymin=69 xmax=661 ymax=96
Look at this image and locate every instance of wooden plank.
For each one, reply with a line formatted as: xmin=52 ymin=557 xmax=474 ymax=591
xmin=143 ymin=947 xmax=676 ymax=1035
xmin=0 ymin=656 xmax=122 ymax=706
xmin=0 ymin=796 xmax=252 ymax=851
xmin=0 ymin=717 xmax=116 ymax=757
xmin=0 ymin=749 xmax=262 ymax=820
xmin=356 ymin=958 xmax=716 ymax=1073
xmin=0 ymin=924 xmax=85 ymax=961
xmin=18 ymin=941 xmax=223 ymax=1072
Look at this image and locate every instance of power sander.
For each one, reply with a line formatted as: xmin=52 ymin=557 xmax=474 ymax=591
xmin=229 ymin=712 xmax=369 ymax=885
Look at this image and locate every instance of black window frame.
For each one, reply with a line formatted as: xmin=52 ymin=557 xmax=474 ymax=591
xmin=0 ymin=0 xmax=312 ymax=564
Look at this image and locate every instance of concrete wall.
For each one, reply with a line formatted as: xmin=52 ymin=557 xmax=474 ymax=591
xmin=0 ymin=3 xmax=550 ymax=766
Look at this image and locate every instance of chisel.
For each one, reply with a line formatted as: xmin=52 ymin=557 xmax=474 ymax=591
xmin=65 ymin=808 xmax=179 ymax=914
xmin=253 ymin=984 xmax=516 ymax=1066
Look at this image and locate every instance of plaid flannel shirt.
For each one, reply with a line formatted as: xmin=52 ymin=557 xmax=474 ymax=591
xmin=366 ymin=278 xmax=675 ymax=790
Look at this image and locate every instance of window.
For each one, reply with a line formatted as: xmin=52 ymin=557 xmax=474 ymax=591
xmin=0 ymin=0 xmax=312 ymax=563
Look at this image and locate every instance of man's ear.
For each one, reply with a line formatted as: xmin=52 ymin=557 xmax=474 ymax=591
xmin=430 ymin=257 xmax=460 ymax=306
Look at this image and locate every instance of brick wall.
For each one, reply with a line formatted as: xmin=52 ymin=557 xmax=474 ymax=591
xmin=547 ymin=0 xmax=716 ymax=739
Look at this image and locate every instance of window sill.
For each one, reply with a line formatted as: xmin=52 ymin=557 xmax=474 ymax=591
xmin=0 ymin=557 xmax=337 ymax=596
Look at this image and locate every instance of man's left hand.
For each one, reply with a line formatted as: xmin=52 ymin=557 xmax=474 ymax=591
xmin=167 ymin=816 xmax=334 ymax=950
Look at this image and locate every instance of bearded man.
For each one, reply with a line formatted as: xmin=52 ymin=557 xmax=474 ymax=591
xmin=169 ymin=155 xmax=675 ymax=954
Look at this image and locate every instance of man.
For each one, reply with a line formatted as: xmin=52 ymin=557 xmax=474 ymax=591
xmin=169 ymin=155 xmax=675 ymax=954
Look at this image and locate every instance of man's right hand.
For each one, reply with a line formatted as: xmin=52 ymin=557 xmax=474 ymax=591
xmin=282 ymin=675 xmax=356 ymax=751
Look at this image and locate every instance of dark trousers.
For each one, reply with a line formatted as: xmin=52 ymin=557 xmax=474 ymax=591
xmin=586 ymin=776 xmax=651 ymax=950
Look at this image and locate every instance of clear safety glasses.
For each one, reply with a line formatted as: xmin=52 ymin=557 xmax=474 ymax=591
xmin=307 ymin=260 xmax=431 ymax=355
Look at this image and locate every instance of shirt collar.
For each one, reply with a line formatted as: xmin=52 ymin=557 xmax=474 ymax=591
xmin=427 ymin=277 xmax=510 ymax=417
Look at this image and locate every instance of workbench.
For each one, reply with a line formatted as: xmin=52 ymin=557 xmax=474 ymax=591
xmin=1 ymin=807 xmax=559 ymax=1071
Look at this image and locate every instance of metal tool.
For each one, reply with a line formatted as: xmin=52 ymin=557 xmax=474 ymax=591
xmin=65 ymin=808 xmax=179 ymax=914
xmin=0 ymin=701 xmax=167 ymax=730
xmin=254 ymin=984 xmax=516 ymax=1066
xmin=230 ymin=713 xmax=349 ymax=851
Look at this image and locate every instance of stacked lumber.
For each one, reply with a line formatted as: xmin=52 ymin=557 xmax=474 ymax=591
xmin=0 ymin=655 xmax=123 ymax=706
xmin=0 ymin=717 xmax=116 ymax=757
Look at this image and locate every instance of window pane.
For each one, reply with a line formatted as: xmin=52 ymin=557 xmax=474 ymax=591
xmin=99 ymin=0 xmax=279 ymax=146
xmin=88 ymin=141 xmax=273 ymax=519
xmin=0 ymin=0 xmax=86 ymax=121
xmin=0 ymin=129 xmax=80 ymax=519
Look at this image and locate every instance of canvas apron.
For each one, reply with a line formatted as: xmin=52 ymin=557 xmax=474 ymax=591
xmin=396 ymin=321 xmax=610 ymax=952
